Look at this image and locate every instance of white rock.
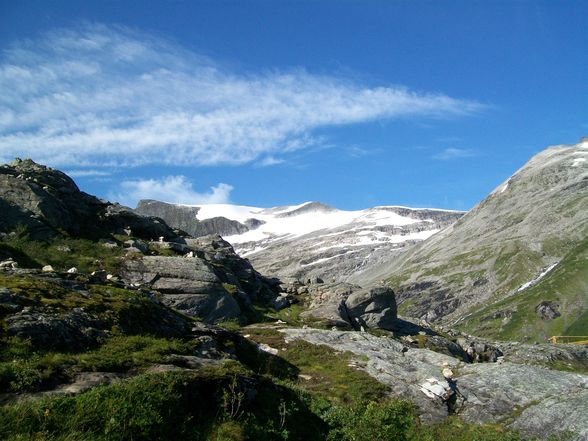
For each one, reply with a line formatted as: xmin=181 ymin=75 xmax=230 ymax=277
xmin=42 ymin=265 xmax=55 ymax=272
xmin=257 ymin=343 xmax=279 ymax=355
xmin=442 ymin=367 xmax=454 ymax=379
xmin=67 ymin=267 xmax=78 ymax=274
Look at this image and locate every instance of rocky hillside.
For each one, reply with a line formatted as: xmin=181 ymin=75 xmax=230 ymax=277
xmin=135 ymin=200 xmax=463 ymax=282
xmin=0 ymin=159 xmax=281 ymax=325
xmin=359 ymin=139 xmax=588 ymax=342
xmin=0 ymin=159 xmax=181 ymax=242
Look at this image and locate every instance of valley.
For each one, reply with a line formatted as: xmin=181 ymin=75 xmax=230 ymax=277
xmin=1 ymin=139 xmax=588 ymax=440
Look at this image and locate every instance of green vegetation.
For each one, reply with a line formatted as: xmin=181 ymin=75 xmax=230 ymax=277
xmin=239 ymin=326 xmax=387 ymax=404
xmin=0 ymin=228 xmax=185 ymax=274
xmin=1 ymin=232 xmax=127 ymax=273
xmin=0 ymin=335 xmax=200 ymax=393
xmin=0 ymin=369 xmax=326 ymax=441
xmin=0 ymin=274 xmax=190 ymax=344
xmin=458 ymin=235 xmax=588 ymax=342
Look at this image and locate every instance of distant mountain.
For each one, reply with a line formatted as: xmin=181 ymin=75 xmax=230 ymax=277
xmin=361 ymin=138 xmax=588 ymax=342
xmin=136 ymin=200 xmax=463 ymax=282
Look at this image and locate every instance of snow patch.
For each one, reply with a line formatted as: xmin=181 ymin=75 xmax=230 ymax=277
xmin=517 ymin=263 xmax=559 ymax=292
xmin=572 ymin=157 xmax=586 ymax=167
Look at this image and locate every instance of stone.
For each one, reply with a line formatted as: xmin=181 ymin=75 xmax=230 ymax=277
xmin=535 ymin=301 xmax=561 ymax=320
xmin=345 ymin=286 xmax=397 ymax=330
xmin=42 ymin=265 xmax=55 ymax=273
xmin=0 ymin=259 xmax=18 ymax=269
xmin=281 ymin=327 xmax=588 ymax=439
xmin=90 ymin=270 xmax=107 ymax=283
xmin=271 ymin=296 xmax=290 ymax=310
xmin=123 ymin=239 xmax=148 ymax=253
xmin=164 ymin=292 xmax=240 ymax=324
xmin=99 ymin=239 xmax=118 ymax=248
xmin=67 ymin=267 xmax=78 ymax=274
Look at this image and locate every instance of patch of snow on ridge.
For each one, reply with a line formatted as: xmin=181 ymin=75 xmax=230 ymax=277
xmin=197 ymin=202 xmax=423 ymax=246
xmin=517 ymin=262 xmax=559 ymax=292
xmin=572 ymin=157 xmax=586 ymax=167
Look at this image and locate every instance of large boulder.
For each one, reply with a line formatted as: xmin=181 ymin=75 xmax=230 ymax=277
xmin=120 ymin=255 xmax=241 ymax=324
xmin=345 ymin=286 xmax=397 ymax=330
xmin=121 ymin=256 xmax=222 ymax=294
xmin=299 ymin=282 xmax=398 ymax=330
xmin=164 ymin=292 xmax=241 ymax=324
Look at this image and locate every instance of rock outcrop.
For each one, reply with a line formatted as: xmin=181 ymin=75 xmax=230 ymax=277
xmin=281 ymin=327 xmax=588 ymax=440
xmin=0 ymin=270 xmax=192 ymax=351
xmin=0 ymin=159 xmax=181 ymax=241
xmin=281 ymin=279 xmax=398 ymax=330
xmin=135 ymin=199 xmax=250 ymax=238
xmin=120 ymin=235 xmax=279 ymax=324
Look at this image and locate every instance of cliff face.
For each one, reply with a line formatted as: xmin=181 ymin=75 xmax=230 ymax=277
xmin=135 ymin=199 xmax=250 ymax=237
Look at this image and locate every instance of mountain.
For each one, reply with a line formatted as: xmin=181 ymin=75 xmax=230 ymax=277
xmin=135 ymin=200 xmax=464 ymax=282
xmin=361 ymin=138 xmax=588 ymax=342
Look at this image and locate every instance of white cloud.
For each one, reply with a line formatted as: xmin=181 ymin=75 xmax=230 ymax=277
xmin=110 ymin=176 xmax=233 ymax=208
xmin=0 ymin=23 xmax=484 ymax=168
xmin=64 ymin=169 xmax=112 ymax=177
xmin=257 ymin=156 xmax=285 ymax=167
xmin=433 ymin=148 xmax=477 ymax=160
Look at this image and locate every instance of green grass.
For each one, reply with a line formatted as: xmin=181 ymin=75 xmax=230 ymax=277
xmin=0 ymin=274 xmax=191 ymax=342
xmin=0 ymin=235 xmax=127 ymax=274
xmin=457 ymin=235 xmax=588 ymax=342
xmin=240 ymin=327 xmax=388 ymax=405
xmin=0 ymin=335 xmax=200 ymax=393
xmin=0 ymin=369 xmax=328 ymax=441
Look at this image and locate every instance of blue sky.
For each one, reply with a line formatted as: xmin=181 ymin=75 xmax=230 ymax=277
xmin=1 ymin=1 xmax=586 ymax=210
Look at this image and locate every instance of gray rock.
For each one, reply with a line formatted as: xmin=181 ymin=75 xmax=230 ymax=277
xmin=0 ymin=159 xmax=182 ymax=241
xmin=271 ymin=296 xmax=290 ymax=310
xmin=135 ymin=199 xmax=250 ymax=238
xmin=6 ymin=310 xmax=108 ymax=350
xmin=124 ymin=239 xmax=148 ymax=253
xmin=345 ymin=286 xmax=397 ymax=330
xmin=535 ymin=301 xmax=561 ymax=320
xmin=164 ymin=292 xmax=240 ymax=324
xmin=280 ymin=327 xmax=588 ymax=440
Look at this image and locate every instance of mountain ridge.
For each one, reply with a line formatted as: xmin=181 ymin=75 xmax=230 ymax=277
xmin=365 ymin=139 xmax=588 ymax=341
xmin=135 ymin=200 xmax=464 ymax=282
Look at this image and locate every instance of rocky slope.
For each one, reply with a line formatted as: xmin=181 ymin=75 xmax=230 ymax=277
xmin=355 ymin=138 xmax=588 ymax=342
xmin=0 ymin=159 xmax=281 ymax=325
xmin=135 ymin=200 xmax=463 ymax=282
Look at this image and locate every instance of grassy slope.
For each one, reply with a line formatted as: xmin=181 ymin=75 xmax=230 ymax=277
xmin=457 ymin=235 xmax=588 ymax=342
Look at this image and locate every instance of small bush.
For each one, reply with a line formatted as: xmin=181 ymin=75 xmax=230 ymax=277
xmin=323 ymin=400 xmax=414 ymax=441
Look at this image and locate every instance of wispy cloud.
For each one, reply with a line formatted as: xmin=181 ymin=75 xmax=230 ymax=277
xmin=0 ymin=23 xmax=484 ymax=168
xmin=64 ymin=169 xmax=112 ymax=177
xmin=433 ymin=148 xmax=477 ymax=160
xmin=109 ymin=176 xmax=233 ymax=207
xmin=256 ymin=156 xmax=285 ymax=167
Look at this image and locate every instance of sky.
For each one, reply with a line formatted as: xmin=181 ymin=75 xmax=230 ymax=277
xmin=1 ymin=0 xmax=587 ymax=211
